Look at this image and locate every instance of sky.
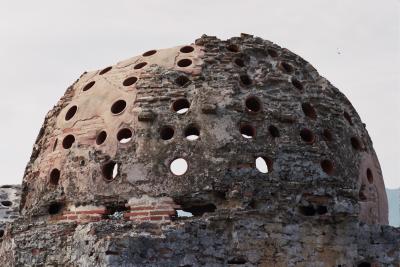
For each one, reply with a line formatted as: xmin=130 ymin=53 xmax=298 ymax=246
xmin=0 ymin=0 xmax=399 ymax=189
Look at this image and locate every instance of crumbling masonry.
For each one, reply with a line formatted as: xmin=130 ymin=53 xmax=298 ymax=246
xmin=0 ymin=34 xmax=398 ymax=266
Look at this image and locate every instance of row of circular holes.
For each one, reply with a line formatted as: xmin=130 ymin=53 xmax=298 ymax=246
xmin=59 ymin=44 xmax=364 ymax=181
xmin=81 ymin=46 xmax=195 ymax=93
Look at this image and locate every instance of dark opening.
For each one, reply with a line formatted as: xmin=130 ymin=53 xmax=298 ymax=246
xmin=180 ymin=46 xmax=194 ymax=53
xmin=267 ymin=48 xmax=278 ymax=57
xmin=82 ymin=81 xmax=95 ymax=91
xmin=1 ymin=201 xmax=12 ymax=207
xmin=62 ymin=135 xmax=75 ymax=149
xmin=175 ymin=75 xmax=190 ymax=87
xmin=49 ymin=168 xmax=60 ymax=186
xmin=226 ymin=44 xmax=240 ymax=53
xmin=48 ymin=202 xmax=62 ymax=215
xmin=323 ymin=129 xmax=333 ymax=141
xmin=117 ymin=128 xmax=132 ymax=143
xmin=358 ymin=262 xmax=371 ymax=267
xmin=179 ymin=204 xmax=216 ymax=217
xmin=123 ymin=76 xmax=138 ymax=86
xmin=172 ymin=98 xmax=190 ymax=114
xmin=184 ymin=125 xmax=200 ymax=140
xmin=0 ymin=185 xmax=12 ymax=189
xmin=234 ymin=58 xmax=245 ymax=67
xmin=268 ymin=125 xmax=280 ymax=138
xmin=102 ymin=203 xmax=129 ymax=220
xmin=96 ymin=131 xmax=107 ymax=145
xmin=134 ymin=62 xmax=147 ymax=69
xmin=65 ymin=105 xmax=78 ymax=121
xmin=299 ymin=205 xmax=316 ymax=216
xmin=255 ymin=156 xmax=273 ymax=173
xmin=160 ymin=126 xmax=174 ymax=140
xmin=301 ymin=103 xmax=317 ymax=119
xmin=99 ymin=66 xmax=112 ymax=75
xmin=280 ymin=62 xmax=293 ymax=73
xmin=239 ymin=74 xmax=252 ymax=86
xmin=367 ymin=168 xmax=373 ymax=184
xmin=177 ymin=59 xmax=192 ymax=67
xmin=343 ymin=111 xmax=353 ymax=125
xmin=351 ymin=137 xmax=363 ymax=151
xmin=245 ymin=96 xmax=262 ymax=113
xmin=316 ymin=205 xmax=328 ymax=215
xmin=300 ymin=128 xmax=315 ymax=143
xmin=0 ymin=229 xmax=4 ymax=238
xmin=321 ymin=159 xmax=334 ymax=175
xmin=142 ymin=50 xmax=157 ymax=57
xmin=111 ymin=100 xmax=127 ymax=114
xmin=291 ymin=78 xmax=303 ymax=90
xmin=240 ymin=124 xmax=255 ymax=139
xmin=102 ymin=161 xmax=119 ymax=181
xmin=227 ymin=258 xmax=247 ymax=264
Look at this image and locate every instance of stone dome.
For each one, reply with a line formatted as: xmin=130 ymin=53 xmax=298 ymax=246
xmin=20 ymin=34 xmax=388 ymax=225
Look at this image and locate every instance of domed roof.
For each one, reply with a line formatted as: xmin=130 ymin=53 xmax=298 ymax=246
xmin=20 ymin=34 xmax=388 ymax=225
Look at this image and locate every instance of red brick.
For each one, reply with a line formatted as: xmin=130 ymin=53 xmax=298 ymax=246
xmin=129 ymin=206 xmax=155 ymax=211
xmin=150 ymin=210 xmax=175 ymax=216
xmin=124 ymin=211 xmax=149 ymax=217
xmin=150 ymin=216 xmax=163 ymax=221
xmin=75 ymin=209 xmax=107 ymax=215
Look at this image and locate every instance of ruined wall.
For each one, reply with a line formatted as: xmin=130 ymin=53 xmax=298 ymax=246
xmin=0 ymin=34 xmax=398 ymax=266
xmin=0 ymin=185 xmax=20 ymax=239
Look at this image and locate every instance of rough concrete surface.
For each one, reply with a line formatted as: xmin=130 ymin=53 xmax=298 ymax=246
xmin=0 ymin=34 xmax=398 ymax=266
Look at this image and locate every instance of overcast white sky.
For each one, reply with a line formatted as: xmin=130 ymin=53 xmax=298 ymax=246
xmin=0 ymin=0 xmax=399 ymax=188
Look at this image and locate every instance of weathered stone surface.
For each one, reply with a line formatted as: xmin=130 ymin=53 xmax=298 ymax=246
xmin=0 ymin=34 xmax=398 ymax=266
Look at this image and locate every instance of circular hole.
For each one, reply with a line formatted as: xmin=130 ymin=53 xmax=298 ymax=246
xmin=82 ymin=81 xmax=95 ymax=92
xmin=226 ymin=44 xmax=240 ymax=52
xmin=280 ymin=62 xmax=293 ymax=73
xmin=134 ymin=62 xmax=147 ymax=69
xmin=255 ymin=156 xmax=273 ymax=173
xmin=170 ymin=158 xmax=188 ymax=176
xmin=111 ymin=100 xmax=127 ymax=115
xmin=344 ymin=111 xmax=353 ymax=125
xmin=117 ymin=128 xmax=132 ymax=143
xmin=240 ymin=124 xmax=255 ymax=139
xmin=299 ymin=205 xmax=316 ymax=216
xmin=322 ymin=129 xmax=333 ymax=141
xmin=321 ymin=159 xmax=334 ymax=175
xmin=358 ymin=262 xmax=371 ymax=267
xmin=142 ymin=50 xmax=157 ymax=57
xmin=177 ymin=59 xmax=192 ymax=68
xmin=180 ymin=46 xmax=194 ymax=53
xmin=300 ymin=128 xmax=315 ymax=143
xmin=99 ymin=66 xmax=112 ymax=75
xmin=1 ymin=201 xmax=12 ymax=207
xmin=240 ymin=74 xmax=252 ymax=86
xmin=291 ymin=78 xmax=303 ymax=90
xmin=96 ymin=131 xmax=107 ymax=145
xmin=123 ymin=76 xmax=138 ymax=86
xmin=367 ymin=168 xmax=373 ymax=184
xmin=172 ymin=98 xmax=190 ymax=114
xmin=65 ymin=105 xmax=78 ymax=121
xmin=301 ymin=103 xmax=317 ymax=119
xmin=175 ymin=75 xmax=190 ymax=87
xmin=351 ymin=137 xmax=363 ymax=150
xmin=184 ymin=125 xmax=200 ymax=141
xmin=267 ymin=48 xmax=278 ymax=57
xmin=102 ymin=161 xmax=119 ymax=181
xmin=49 ymin=168 xmax=60 ymax=186
xmin=62 ymin=135 xmax=75 ymax=149
xmin=234 ymin=58 xmax=245 ymax=67
xmin=268 ymin=125 xmax=280 ymax=138
xmin=48 ymin=203 xmax=62 ymax=215
xmin=160 ymin=126 xmax=174 ymax=140
xmin=245 ymin=96 xmax=262 ymax=113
